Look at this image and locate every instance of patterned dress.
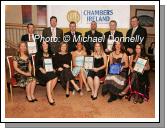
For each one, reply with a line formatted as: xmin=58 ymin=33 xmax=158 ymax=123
xmin=14 ymin=56 xmax=35 ymax=88
xmin=103 ymin=54 xmax=128 ymax=95
xmin=130 ymin=58 xmax=150 ymax=98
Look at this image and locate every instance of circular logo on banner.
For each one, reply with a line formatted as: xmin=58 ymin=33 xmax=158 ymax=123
xmin=67 ymin=10 xmax=80 ymax=23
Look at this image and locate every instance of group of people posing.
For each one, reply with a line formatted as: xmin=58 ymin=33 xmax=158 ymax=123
xmin=12 ymin=15 xmax=150 ymax=105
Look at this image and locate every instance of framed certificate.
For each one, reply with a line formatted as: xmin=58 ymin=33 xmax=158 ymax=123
xmin=84 ymin=56 xmax=94 ymax=70
xmin=134 ymin=58 xmax=147 ymax=74
xmin=27 ymin=42 xmax=37 ymax=54
xmin=43 ymin=58 xmax=54 ymax=72
xmin=107 ymin=39 xmax=114 ymax=51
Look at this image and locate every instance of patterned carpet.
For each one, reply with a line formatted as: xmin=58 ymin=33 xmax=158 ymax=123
xmin=5 ymin=72 xmax=155 ymax=118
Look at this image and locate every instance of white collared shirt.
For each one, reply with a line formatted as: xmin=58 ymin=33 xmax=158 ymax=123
xmin=51 ymin=27 xmax=56 ymax=37
xmin=28 ymin=33 xmax=35 ymax=41
xmin=110 ymin=30 xmax=115 ymax=36
xmin=131 ymin=26 xmax=138 ymax=37
xmin=71 ymin=31 xmax=75 ymax=35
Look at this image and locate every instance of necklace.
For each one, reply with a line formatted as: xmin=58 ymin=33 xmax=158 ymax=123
xmin=76 ymin=50 xmax=82 ymax=55
xmin=115 ymin=51 xmax=121 ymax=55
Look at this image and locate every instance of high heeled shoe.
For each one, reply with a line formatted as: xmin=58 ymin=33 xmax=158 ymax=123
xmin=66 ymin=94 xmax=70 ymax=98
xmin=77 ymin=88 xmax=81 ymax=93
xmin=118 ymin=91 xmax=127 ymax=97
xmin=133 ymin=94 xmax=139 ymax=104
xmin=91 ymin=95 xmax=93 ymax=99
xmin=46 ymin=96 xmax=55 ymax=105
xmin=138 ymin=95 xmax=144 ymax=104
xmin=32 ymin=98 xmax=38 ymax=102
xmin=92 ymin=96 xmax=98 ymax=100
xmin=26 ymin=96 xmax=34 ymax=102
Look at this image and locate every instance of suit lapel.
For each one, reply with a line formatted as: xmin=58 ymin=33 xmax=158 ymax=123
xmin=56 ymin=28 xmax=59 ymax=37
xmin=133 ymin=26 xmax=139 ymax=37
xmin=48 ymin=27 xmax=52 ymax=36
xmin=26 ymin=34 xmax=29 ymax=41
xmin=114 ymin=31 xmax=117 ymax=38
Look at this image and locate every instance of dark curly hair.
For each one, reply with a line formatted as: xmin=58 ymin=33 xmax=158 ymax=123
xmin=112 ymin=41 xmax=125 ymax=53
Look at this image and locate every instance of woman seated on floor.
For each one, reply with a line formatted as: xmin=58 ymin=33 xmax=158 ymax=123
xmin=71 ymin=42 xmax=91 ymax=95
xmin=54 ymin=42 xmax=81 ymax=97
xmin=13 ymin=41 xmax=37 ymax=102
xmin=102 ymin=41 xmax=129 ymax=102
xmin=35 ymin=41 xmax=58 ymax=105
xmin=129 ymin=43 xmax=150 ymax=104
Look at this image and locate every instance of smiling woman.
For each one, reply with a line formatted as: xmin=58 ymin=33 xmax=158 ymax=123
xmin=3 ymin=1 xmax=158 ymax=126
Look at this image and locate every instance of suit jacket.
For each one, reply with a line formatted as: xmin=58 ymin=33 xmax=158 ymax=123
xmin=21 ymin=33 xmax=41 ymax=52
xmin=84 ymin=30 xmax=103 ymax=55
xmin=125 ymin=26 xmax=147 ymax=51
xmin=103 ymin=30 xmax=123 ymax=50
xmin=64 ymin=31 xmax=82 ymax=53
xmin=42 ymin=27 xmax=63 ymax=54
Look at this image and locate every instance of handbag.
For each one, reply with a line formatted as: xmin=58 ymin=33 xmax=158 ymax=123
xmin=109 ymin=63 xmax=122 ymax=75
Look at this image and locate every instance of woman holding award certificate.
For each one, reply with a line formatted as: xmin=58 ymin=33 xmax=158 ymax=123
xmin=87 ymin=42 xmax=107 ymax=100
xmin=71 ymin=42 xmax=91 ymax=95
xmin=102 ymin=41 xmax=129 ymax=102
xmin=129 ymin=43 xmax=150 ymax=104
xmin=35 ymin=41 xmax=58 ymax=105
xmin=13 ymin=42 xmax=37 ymax=102
xmin=55 ymin=42 xmax=81 ymax=97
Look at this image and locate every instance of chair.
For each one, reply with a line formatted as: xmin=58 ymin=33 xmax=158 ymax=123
xmin=31 ymin=54 xmax=36 ymax=77
xmin=31 ymin=54 xmax=39 ymax=84
xmin=126 ymin=74 xmax=149 ymax=102
xmin=100 ymin=55 xmax=110 ymax=83
xmin=6 ymin=56 xmax=18 ymax=101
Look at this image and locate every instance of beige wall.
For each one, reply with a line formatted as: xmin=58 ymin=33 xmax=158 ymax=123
xmin=6 ymin=5 xmax=155 ymax=35
xmin=5 ymin=5 xmax=38 ymax=24
xmin=130 ymin=5 xmax=155 ymax=34
xmin=5 ymin=5 xmax=22 ymax=24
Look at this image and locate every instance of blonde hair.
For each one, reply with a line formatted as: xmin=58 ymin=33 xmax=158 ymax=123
xmin=94 ymin=42 xmax=104 ymax=56
xmin=59 ymin=42 xmax=68 ymax=53
xmin=17 ymin=41 xmax=28 ymax=56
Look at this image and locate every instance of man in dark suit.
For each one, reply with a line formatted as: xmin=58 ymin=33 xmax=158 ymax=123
xmin=21 ymin=23 xmax=41 ymax=52
xmin=64 ymin=21 xmax=82 ymax=53
xmin=42 ymin=16 xmax=63 ymax=54
xmin=104 ymin=20 xmax=123 ymax=54
xmin=125 ymin=16 xmax=147 ymax=55
xmin=84 ymin=21 xmax=103 ymax=55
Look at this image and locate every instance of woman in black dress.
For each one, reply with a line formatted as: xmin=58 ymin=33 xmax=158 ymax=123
xmin=54 ymin=42 xmax=81 ymax=97
xmin=35 ymin=41 xmax=58 ymax=105
xmin=129 ymin=43 xmax=150 ymax=104
xmin=87 ymin=42 xmax=107 ymax=100
xmin=102 ymin=41 xmax=129 ymax=102
xmin=13 ymin=42 xmax=37 ymax=102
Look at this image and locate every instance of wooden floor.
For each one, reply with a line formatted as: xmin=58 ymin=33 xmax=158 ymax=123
xmin=5 ymin=71 xmax=155 ymax=118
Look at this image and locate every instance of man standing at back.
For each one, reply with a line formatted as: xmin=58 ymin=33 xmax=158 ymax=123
xmin=84 ymin=21 xmax=103 ymax=55
xmin=125 ymin=16 xmax=147 ymax=55
xmin=42 ymin=16 xmax=63 ymax=55
xmin=64 ymin=21 xmax=82 ymax=53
